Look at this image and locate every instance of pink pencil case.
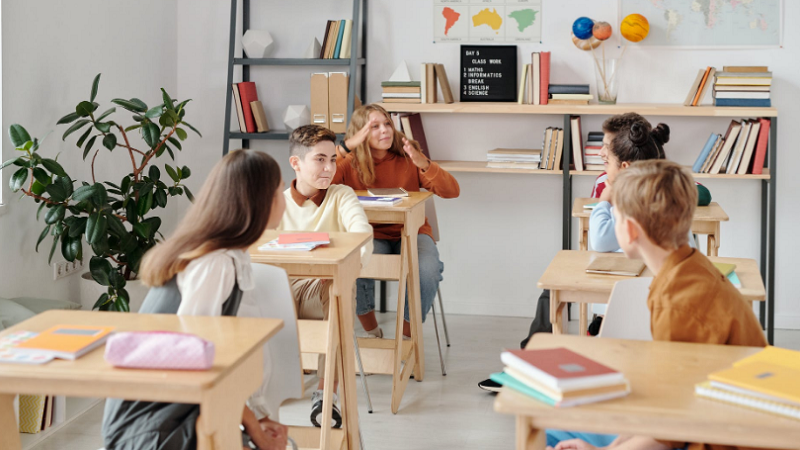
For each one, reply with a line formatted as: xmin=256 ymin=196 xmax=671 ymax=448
xmin=104 ymin=331 xmax=215 ymax=370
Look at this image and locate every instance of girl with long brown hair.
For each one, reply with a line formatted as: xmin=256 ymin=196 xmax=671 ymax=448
xmin=103 ymin=149 xmax=288 ymax=450
xmin=332 ymin=104 xmax=460 ymax=339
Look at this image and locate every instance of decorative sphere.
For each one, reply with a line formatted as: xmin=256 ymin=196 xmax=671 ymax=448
xmin=572 ymin=17 xmax=595 ymax=40
xmin=592 ymin=21 xmax=612 ymax=41
xmin=571 ymin=32 xmax=602 ymax=51
xmin=620 ymin=14 xmax=649 ymax=42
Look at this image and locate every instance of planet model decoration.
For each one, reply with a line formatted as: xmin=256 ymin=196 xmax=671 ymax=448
xmin=572 ymin=17 xmax=595 ymax=40
xmin=620 ymin=14 xmax=650 ymax=43
xmin=592 ymin=21 xmax=612 ymax=41
xmin=572 ymin=33 xmax=602 ymax=51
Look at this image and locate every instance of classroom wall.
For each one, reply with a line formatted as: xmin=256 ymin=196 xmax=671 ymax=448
xmin=0 ymin=0 xmax=178 ymax=303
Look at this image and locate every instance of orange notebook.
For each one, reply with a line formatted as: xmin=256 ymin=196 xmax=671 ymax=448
xmin=277 ymin=232 xmax=330 ymax=246
xmin=14 ymin=325 xmax=115 ymax=360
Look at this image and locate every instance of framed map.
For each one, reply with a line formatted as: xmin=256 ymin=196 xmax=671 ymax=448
xmin=434 ymin=0 xmax=542 ymax=43
xmin=619 ymin=0 xmax=782 ymax=48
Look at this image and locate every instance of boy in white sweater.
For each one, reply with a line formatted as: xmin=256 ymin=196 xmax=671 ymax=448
xmin=279 ymin=125 xmax=373 ymax=429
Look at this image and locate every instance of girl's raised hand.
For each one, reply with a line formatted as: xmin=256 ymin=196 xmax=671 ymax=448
xmin=345 ymin=118 xmax=379 ymax=150
xmin=402 ymin=137 xmax=431 ymax=171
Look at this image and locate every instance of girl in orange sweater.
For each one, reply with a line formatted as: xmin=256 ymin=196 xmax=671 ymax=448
xmin=333 ymin=104 xmax=460 ymax=338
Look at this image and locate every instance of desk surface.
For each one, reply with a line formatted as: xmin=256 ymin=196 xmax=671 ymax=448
xmin=538 ymin=250 xmax=765 ymax=301
xmin=0 ymin=310 xmax=282 ymax=402
xmin=354 ymin=190 xmax=432 ymax=213
xmin=250 ymin=231 xmax=372 ymax=265
xmin=572 ymin=198 xmax=730 ymax=222
xmin=494 ymin=334 xmax=800 ymax=449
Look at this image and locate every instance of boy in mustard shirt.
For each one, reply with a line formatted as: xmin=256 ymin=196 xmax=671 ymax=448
xmin=549 ymin=160 xmax=768 ymax=450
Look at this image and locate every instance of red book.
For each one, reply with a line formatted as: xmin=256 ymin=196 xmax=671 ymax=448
xmin=406 ymin=113 xmax=431 ymax=159
xmin=237 ymin=82 xmax=259 ymax=133
xmin=501 ymin=347 xmax=624 ymax=391
xmin=277 ymin=232 xmax=330 ymax=246
xmin=539 ymin=51 xmax=551 ymax=105
xmin=750 ymin=118 xmax=770 ymax=175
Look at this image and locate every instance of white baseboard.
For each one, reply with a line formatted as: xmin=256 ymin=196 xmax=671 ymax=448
xmin=775 ymin=313 xmax=800 ymax=330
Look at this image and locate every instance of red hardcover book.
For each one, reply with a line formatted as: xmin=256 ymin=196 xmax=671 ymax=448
xmin=539 ymin=51 xmax=551 ymax=105
xmin=278 ymin=232 xmax=330 ymax=245
xmin=237 ymin=82 xmax=258 ymax=133
xmin=501 ymin=347 xmax=624 ymax=391
xmin=406 ymin=113 xmax=431 ymax=159
xmin=750 ymin=118 xmax=770 ymax=175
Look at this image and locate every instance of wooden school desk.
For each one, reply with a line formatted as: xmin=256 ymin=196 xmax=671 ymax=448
xmin=495 ymin=334 xmax=800 ymax=450
xmin=0 ymin=310 xmax=282 ymax=450
xmin=538 ymin=250 xmax=766 ymax=334
xmin=355 ymin=190 xmax=433 ymax=414
xmin=572 ymin=198 xmax=730 ymax=256
xmin=251 ymin=230 xmax=371 ymax=450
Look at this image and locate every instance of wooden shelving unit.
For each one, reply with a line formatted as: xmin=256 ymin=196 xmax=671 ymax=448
xmin=387 ymin=102 xmax=778 ymax=343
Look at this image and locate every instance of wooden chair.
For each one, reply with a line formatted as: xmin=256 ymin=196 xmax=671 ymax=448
xmin=597 ymin=277 xmax=654 ymax=341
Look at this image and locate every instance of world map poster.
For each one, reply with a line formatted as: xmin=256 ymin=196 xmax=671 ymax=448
xmin=434 ymin=0 xmax=542 ymax=43
xmin=620 ymin=0 xmax=782 ymax=47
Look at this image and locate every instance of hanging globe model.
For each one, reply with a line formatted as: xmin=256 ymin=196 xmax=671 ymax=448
xmin=620 ymin=14 xmax=649 ymax=42
xmin=572 ymin=17 xmax=595 ymax=40
xmin=592 ymin=21 xmax=613 ymax=41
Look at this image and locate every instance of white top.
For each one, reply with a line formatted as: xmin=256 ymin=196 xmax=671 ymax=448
xmin=176 ymin=249 xmax=254 ymax=316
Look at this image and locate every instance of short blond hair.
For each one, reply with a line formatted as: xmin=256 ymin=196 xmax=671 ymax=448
xmin=612 ymin=160 xmax=697 ymax=249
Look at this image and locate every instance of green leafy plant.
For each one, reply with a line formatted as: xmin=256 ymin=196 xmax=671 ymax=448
xmin=2 ymin=74 xmax=201 ymax=311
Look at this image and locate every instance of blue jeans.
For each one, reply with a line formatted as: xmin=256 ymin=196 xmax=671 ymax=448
xmin=546 ymin=430 xmax=617 ymax=448
xmin=356 ymin=234 xmax=443 ymax=323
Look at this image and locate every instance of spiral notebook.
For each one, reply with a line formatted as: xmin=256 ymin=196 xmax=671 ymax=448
xmin=696 ymin=381 xmax=800 ymax=421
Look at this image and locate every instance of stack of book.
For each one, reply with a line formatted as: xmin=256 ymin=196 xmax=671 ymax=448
xmin=259 ymin=233 xmax=330 ymax=252
xmin=231 ymin=82 xmax=269 ymax=133
xmin=695 ymin=346 xmax=800 ymax=420
xmin=319 ymin=20 xmax=353 ymax=59
xmin=569 ymin=116 xmax=586 ymax=171
xmin=539 ymin=127 xmax=565 ymax=171
xmin=518 ymin=51 xmax=551 ymax=105
xmin=420 ymin=63 xmax=454 ymax=104
xmin=713 ymin=66 xmax=772 ymax=107
xmin=549 ymin=84 xmax=592 ymax=105
xmin=492 ymin=347 xmax=631 ymax=408
xmin=584 ymin=131 xmax=604 ymax=171
xmin=684 ymin=66 xmax=716 ymax=106
xmin=358 ymin=196 xmax=402 ymax=207
xmin=381 ymin=81 xmax=422 ymax=104
xmin=692 ymin=118 xmax=771 ymax=175
xmin=486 ymin=148 xmax=542 ymax=170
xmin=713 ymin=262 xmax=742 ymax=289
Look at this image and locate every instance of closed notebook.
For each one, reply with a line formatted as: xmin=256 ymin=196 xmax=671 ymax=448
xmin=491 ymin=372 xmax=630 ymax=408
xmin=368 ymin=188 xmax=408 ymax=197
xmin=501 ymin=347 xmax=625 ymax=391
xmin=732 ymin=346 xmax=800 ymax=371
xmin=504 ymin=366 xmax=630 ymax=402
xmin=277 ymin=232 xmax=330 ymax=246
xmin=13 ymin=325 xmax=115 ymax=360
xmin=696 ymin=381 xmax=800 ymax=421
xmin=713 ymin=262 xmax=736 ymax=277
xmin=709 ymin=362 xmax=800 ymax=404
xmin=586 ymin=257 xmax=646 ymax=277
xmin=358 ymin=196 xmax=402 ymax=207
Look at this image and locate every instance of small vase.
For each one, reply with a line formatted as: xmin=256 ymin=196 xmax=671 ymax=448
xmin=594 ymin=57 xmax=620 ymax=105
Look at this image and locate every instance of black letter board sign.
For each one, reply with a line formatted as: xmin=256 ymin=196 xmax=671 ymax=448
xmin=460 ymin=45 xmax=517 ymax=102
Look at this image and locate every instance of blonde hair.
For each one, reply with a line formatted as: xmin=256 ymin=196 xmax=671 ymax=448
xmin=612 ymin=160 xmax=697 ymax=249
xmin=139 ymin=149 xmax=282 ymax=287
xmin=344 ymin=104 xmax=409 ymax=186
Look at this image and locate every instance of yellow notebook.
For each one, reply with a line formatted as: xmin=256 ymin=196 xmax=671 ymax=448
xmin=696 ymin=381 xmax=800 ymax=420
xmin=709 ymin=362 xmax=800 ymax=404
xmin=713 ymin=262 xmax=736 ymax=277
xmin=732 ymin=346 xmax=800 ymax=371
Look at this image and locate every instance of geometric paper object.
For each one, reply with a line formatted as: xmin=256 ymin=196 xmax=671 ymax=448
xmin=242 ymin=30 xmax=274 ymax=58
xmin=304 ymin=37 xmax=321 ymax=59
xmin=283 ymin=105 xmax=311 ymax=132
xmin=389 ymin=60 xmax=412 ymax=82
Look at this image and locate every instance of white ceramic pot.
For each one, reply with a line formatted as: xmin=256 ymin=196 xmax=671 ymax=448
xmin=80 ymin=272 xmax=150 ymax=312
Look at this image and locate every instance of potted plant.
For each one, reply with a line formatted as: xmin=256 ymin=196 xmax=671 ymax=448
xmin=2 ymin=74 xmax=200 ymax=311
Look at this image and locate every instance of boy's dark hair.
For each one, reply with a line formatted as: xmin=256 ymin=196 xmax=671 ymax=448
xmin=289 ymin=125 xmax=337 ymax=158
xmin=602 ymin=112 xmax=670 ymax=163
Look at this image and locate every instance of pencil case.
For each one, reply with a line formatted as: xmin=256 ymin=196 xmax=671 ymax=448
xmin=104 ymin=331 xmax=215 ymax=370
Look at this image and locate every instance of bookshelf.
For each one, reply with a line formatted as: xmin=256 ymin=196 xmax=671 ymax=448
xmin=381 ymin=102 xmax=778 ymax=344
xmin=222 ymin=0 xmax=368 ymax=154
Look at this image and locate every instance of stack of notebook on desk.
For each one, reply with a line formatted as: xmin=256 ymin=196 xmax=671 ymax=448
xmin=259 ymin=233 xmax=330 ymax=251
xmin=486 ymin=148 xmax=542 ymax=170
xmin=491 ymin=347 xmax=631 ymax=408
xmin=696 ymin=346 xmax=800 ymax=420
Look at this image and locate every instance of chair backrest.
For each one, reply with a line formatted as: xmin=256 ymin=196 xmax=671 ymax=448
xmin=598 ymin=277 xmax=654 ymax=341
xmin=237 ymin=263 xmax=303 ymax=421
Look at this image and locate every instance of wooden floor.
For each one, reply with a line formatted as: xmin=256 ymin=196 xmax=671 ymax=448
xmin=28 ymin=313 xmax=800 ymax=450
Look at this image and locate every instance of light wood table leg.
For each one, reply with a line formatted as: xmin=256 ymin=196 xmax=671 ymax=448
xmin=321 ymin=295 xmax=341 ymax=450
xmin=406 ymin=232 xmax=425 ymax=382
xmin=707 ymin=234 xmax=717 ymax=257
xmin=391 ymin=241 xmax=414 ymax=414
xmin=579 ymin=303 xmax=589 ymax=335
xmin=334 ymin=255 xmax=361 ymax=450
xmin=550 ymin=290 xmax=565 ymax=335
xmin=579 ymin=218 xmax=589 ymax=251
xmin=0 ymin=394 xmax=21 ymax=450
xmin=516 ymin=416 xmax=546 ymax=450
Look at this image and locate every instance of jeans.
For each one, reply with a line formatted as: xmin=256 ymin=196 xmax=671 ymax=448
xmin=356 ymin=234 xmax=443 ymax=323
xmin=546 ymin=430 xmax=617 ymax=448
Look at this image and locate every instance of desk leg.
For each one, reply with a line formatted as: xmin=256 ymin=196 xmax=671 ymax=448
xmin=579 ymin=304 xmax=588 ymax=335
xmin=390 ymin=240 xmax=414 ymax=414
xmin=406 ymin=233 xmax=426 ymax=382
xmin=321 ymin=295 xmax=341 ymax=450
xmin=516 ymin=416 xmax=546 ymax=450
xmin=0 ymin=394 xmax=21 ymax=450
xmin=550 ymin=290 xmax=565 ymax=335
xmin=334 ymin=256 xmax=361 ymax=450
xmin=707 ymin=234 xmax=717 ymax=257
xmin=579 ymin=219 xmax=588 ymax=251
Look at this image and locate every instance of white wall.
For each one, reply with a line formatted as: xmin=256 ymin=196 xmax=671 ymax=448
xmin=0 ymin=0 xmax=178 ymax=303
xmin=176 ymin=0 xmax=795 ymax=329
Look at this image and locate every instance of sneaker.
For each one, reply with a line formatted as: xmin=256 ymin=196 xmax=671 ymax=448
xmin=478 ymin=377 xmax=503 ymax=393
xmin=588 ymin=316 xmax=603 ymax=336
xmin=360 ymin=326 xmax=383 ymax=339
xmin=310 ymin=389 xmax=342 ymax=429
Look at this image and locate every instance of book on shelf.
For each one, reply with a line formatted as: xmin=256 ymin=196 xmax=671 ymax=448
xmin=694 ymin=134 xmax=719 ymax=173
xmin=323 ymin=21 xmax=337 ymax=59
xmin=237 ymin=82 xmax=259 ymax=133
xmin=715 ymin=98 xmax=772 ymax=107
xmin=691 ymin=66 xmax=716 ymax=106
xmin=723 ymin=66 xmax=769 ymax=73
xmin=517 ymin=64 xmax=530 ymax=104
xmin=684 ymin=69 xmax=707 ymax=106
xmin=549 ymin=84 xmax=590 ymax=95
xmin=548 ymin=99 xmax=590 ymax=105
xmin=570 ymin=116 xmax=585 ymax=171
xmin=381 ymin=81 xmax=421 ymax=87
xmin=320 ymin=21 xmax=333 ymax=59
xmin=714 ymin=85 xmax=770 ymax=92
xmin=553 ymin=128 xmax=564 ymax=170
xmin=383 ymin=98 xmax=422 ymax=104
xmin=587 ymin=131 xmax=604 ymax=141
xmin=399 ymin=113 xmax=431 ymax=158
xmin=420 ymin=63 xmax=427 ymax=105
xmin=250 ymin=101 xmax=269 ymax=133
xmin=716 ymin=71 xmax=773 ymax=78
xmin=340 ymin=20 xmax=353 ymax=59
xmin=738 ymin=120 xmax=762 ymax=175
xmin=714 ymin=91 xmax=770 ymax=99
xmin=487 ymin=162 xmax=542 ymax=170
xmin=715 ymin=77 xmax=772 ymax=86
xmin=546 ymin=127 xmax=558 ymax=169
xmin=487 ymin=148 xmax=541 ymax=163
xmin=368 ymin=187 xmax=409 ymax=197
xmin=539 ymin=51 xmax=551 ymax=105
xmin=727 ymin=120 xmax=752 ymax=174
xmin=382 ymin=92 xmax=422 ymax=98
xmin=426 ymin=63 xmax=437 ymax=104
xmin=531 ymin=52 xmax=540 ymax=105
xmin=231 ymin=83 xmax=247 ymax=132
xmin=584 ymin=164 xmax=604 ymax=171
xmin=541 ymin=127 xmax=553 ymax=170
xmin=13 ymin=325 xmax=115 ymax=360
xmin=550 ymin=94 xmax=593 ymax=100
xmin=585 ymin=257 xmax=646 ymax=276
xmin=501 ymin=348 xmax=628 ymax=391
xmin=701 ymin=136 xmax=725 ymax=173
xmin=434 ymin=63 xmax=455 ymax=104
xmin=750 ymin=118 xmax=770 ymax=175
xmin=709 ymin=120 xmax=742 ymax=175
xmin=333 ymin=19 xmax=346 ymax=58
xmin=358 ymin=196 xmax=402 ymax=207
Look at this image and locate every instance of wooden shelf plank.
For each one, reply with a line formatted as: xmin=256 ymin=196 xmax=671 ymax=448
xmin=572 ymin=168 xmax=770 ymax=180
xmin=229 ymin=130 xmax=345 ymax=141
xmin=234 ymin=57 xmax=365 ymax=66
xmin=377 ymin=102 xmax=778 ymax=118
